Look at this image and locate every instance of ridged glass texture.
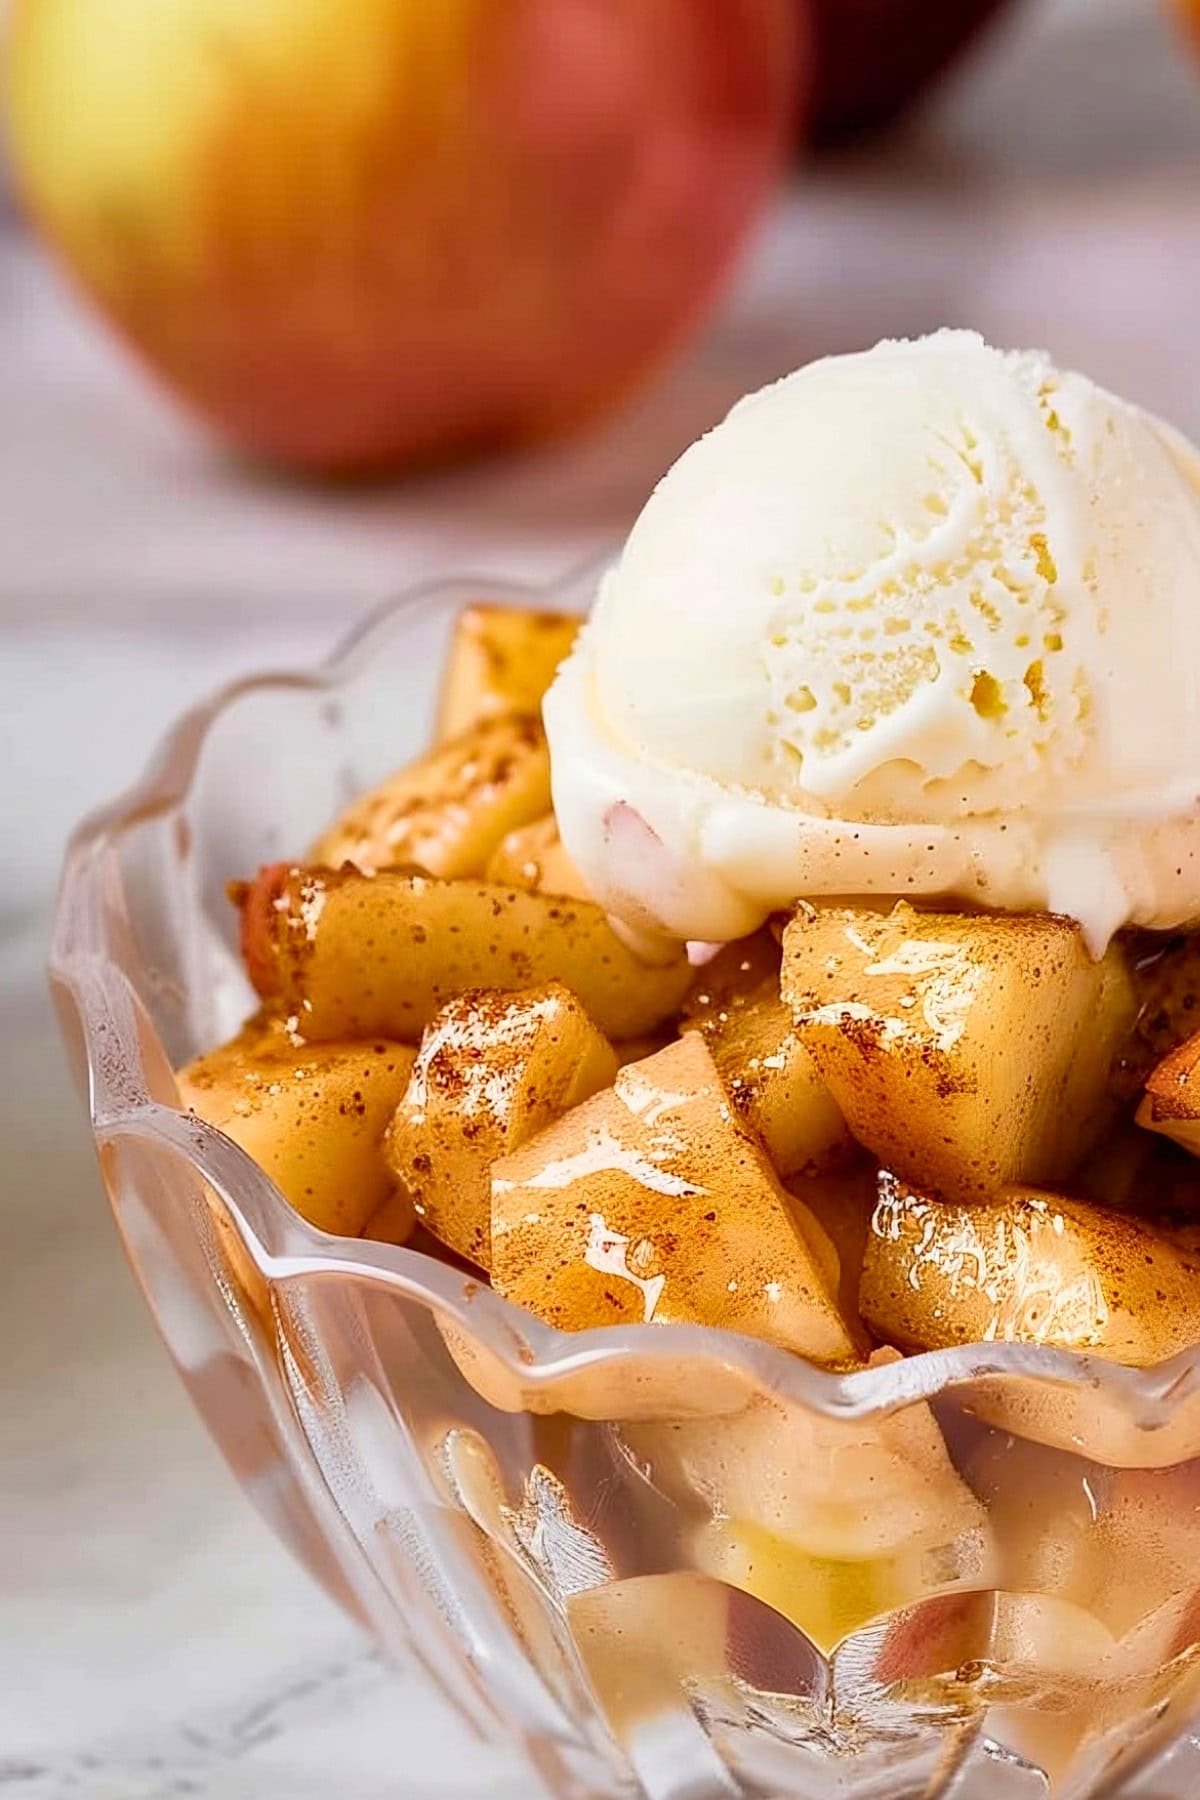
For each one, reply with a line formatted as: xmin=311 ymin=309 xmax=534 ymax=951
xmin=50 ymin=567 xmax=1200 ymax=1799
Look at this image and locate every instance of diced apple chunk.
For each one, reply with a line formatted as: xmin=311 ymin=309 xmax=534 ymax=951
xmin=484 ymin=812 xmax=591 ymax=900
xmin=623 ymin=1366 xmax=992 ymax=1651
xmin=682 ymin=934 xmax=850 ymax=1177
xmin=861 ymin=1171 xmax=1200 ymax=1365
xmin=239 ymin=864 xmax=694 ymax=1043
xmin=385 ymin=983 xmax=617 ymax=1269
xmin=967 ymin=1434 xmax=1200 ymax=1649
xmin=1138 ymin=1030 xmax=1200 ymax=1157
xmin=309 ymin=714 xmax=550 ymax=878
xmin=782 ymin=901 xmax=1136 ymax=1204
xmin=789 ymin=1164 xmax=879 ymax=1324
xmin=361 ymin=1188 xmax=420 ymax=1245
xmin=177 ymin=1024 xmax=414 ymax=1236
xmin=963 ymin=1434 xmax=1200 ymax=1689
xmin=567 ymin=1575 xmax=731 ymax=1735
xmin=435 ymin=603 xmax=579 ymax=742
xmin=490 ymin=1034 xmax=862 ymax=1365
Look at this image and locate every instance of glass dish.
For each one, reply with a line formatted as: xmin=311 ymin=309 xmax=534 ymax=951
xmin=50 ymin=564 xmax=1200 ymax=1800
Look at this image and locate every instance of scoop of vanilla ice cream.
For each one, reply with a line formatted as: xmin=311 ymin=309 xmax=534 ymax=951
xmin=545 ymin=331 xmax=1200 ymax=950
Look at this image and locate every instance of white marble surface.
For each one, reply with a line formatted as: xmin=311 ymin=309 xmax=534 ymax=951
xmin=4 ymin=0 xmax=1200 ymax=1793
xmin=0 ymin=921 xmax=535 ymax=1798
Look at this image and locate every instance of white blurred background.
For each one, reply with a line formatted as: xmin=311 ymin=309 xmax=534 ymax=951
xmin=3 ymin=0 xmax=1200 ymax=1794
xmin=5 ymin=0 xmax=1200 ymax=914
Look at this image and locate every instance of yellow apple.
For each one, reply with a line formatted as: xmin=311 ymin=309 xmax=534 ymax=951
xmin=6 ymin=0 xmax=798 ymax=472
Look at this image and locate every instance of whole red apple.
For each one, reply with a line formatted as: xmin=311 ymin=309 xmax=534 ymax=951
xmin=806 ymin=0 xmax=1019 ymax=144
xmin=5 ymin=0 xmax=800 ymax=474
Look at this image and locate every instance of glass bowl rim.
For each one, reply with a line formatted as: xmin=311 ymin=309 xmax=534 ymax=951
xmin=48 ymin=560 xmax=1200 ymax=1428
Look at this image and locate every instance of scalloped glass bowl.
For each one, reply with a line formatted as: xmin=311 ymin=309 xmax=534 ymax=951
xmin=50 ymin=568 xmax=1200 ymax=1800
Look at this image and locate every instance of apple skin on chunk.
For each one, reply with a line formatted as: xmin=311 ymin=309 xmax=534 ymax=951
xmin=436 ymin=605 xmax=579 ymax=744
xmin=238 ymin=864 xmax=695 ymax=1044
xmin=782 ymin=901 xmax=1136 ymax=1205
xmin=309 ymin=713 xmax=550 ymax=879
xmin=385 ymin=983 xmax=617 ymax=1270
xmin=862 ymin=1171 xmax=1200 ymax=1366
xmin=177 ymin=1023 xmax=414 ymax=1237
xmin=490 ymin=1033 xmax=863 ymax=1365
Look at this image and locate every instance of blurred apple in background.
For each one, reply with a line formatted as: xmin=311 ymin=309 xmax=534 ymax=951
xmin=806 ymin=0 xmax=1019 ymax=144
xmin=4 ymin=0 xmax=799 ymax=475
xmin=1169 ymin=0 xmax=1200 ymax=55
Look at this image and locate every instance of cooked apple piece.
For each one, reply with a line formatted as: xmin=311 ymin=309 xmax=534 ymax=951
xmin=361 ymin=1188 xmax=418 ymax=1245
xmin=309 ymin=713 xmax=549 ymax=878
xmin=788 ymin=1163 xmax=879 ymax=1325
xmin=240 ymin=863 xmax=694 ymax=1043
xmin=1138 ymin=1029 xmax=1200 ymax=1157
xmin=990 ymin=1593 xmax=1120 ymax=1682
xmin=685 ymin=928 xmax=781 ymax=1001
xmin=177 ymin=1024 xmax=414 ymax=1236
xmin=490 ymin=1034 xmax=862 ymax=1365
xmin=682 ymin=934 xmax=850 ymax=1178
xmin=962 ymin=1360 xmax=1200 ymax=1470
xmin=622 ymin=1362 xmax=993 ymax=1652
xmin=385 ymin=983 xmax=617 ymax=1269
xmin=862 ymin=1171 xmax=1200 ymax=1365
xmin=484 ymin=812 xmax=591 ymax=900
xmin=966 ymin=1434 xmax=1200 ymax=1681
xmin=695 ymin=1504 xmax=990 ymax=1658
xmin=567 ymin=1574 xmax=731 ymax=1736
xmin=436 ymin=603 xmax=580 ymax=742
xmin=782 ymin=901 xmax=1137 ymax=1204
xmin=1112 ymin=931 xmax=1200 ymax=1101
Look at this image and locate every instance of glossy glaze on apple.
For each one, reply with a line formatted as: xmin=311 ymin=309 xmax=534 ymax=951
xmin=174 ymin=598 xmax=1200 ymax=1706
